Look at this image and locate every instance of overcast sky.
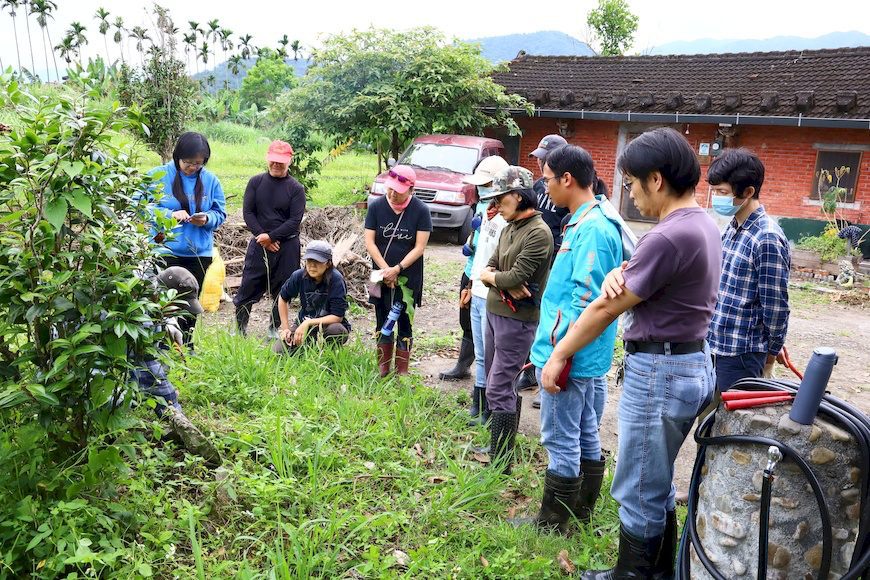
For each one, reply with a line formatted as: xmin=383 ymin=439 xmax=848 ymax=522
xmin=2 ymin=0 xmax=868 ymax=76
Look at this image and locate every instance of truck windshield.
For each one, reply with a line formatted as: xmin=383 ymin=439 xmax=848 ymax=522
xmin=399 ymin=143 xmax=479 ymax=175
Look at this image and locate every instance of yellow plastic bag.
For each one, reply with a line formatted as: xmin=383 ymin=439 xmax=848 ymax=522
xmin=200 ymin=248 xmax=225 ymax=312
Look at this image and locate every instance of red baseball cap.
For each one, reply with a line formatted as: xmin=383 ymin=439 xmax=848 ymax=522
xmin=266 ymin=140 xmax=294 ymax=164
xmin=384 ymin=164 xmax=417 ymax=194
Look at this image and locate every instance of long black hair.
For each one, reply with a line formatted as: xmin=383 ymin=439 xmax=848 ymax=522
xmin=171 ymin=132 xmax=211 ymax=213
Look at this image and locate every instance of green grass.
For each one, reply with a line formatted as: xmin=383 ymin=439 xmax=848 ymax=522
xmin=0 ymin=329 xmax=622 ymax=577
xmin=788 ymin=282 xmax=837 ymax=308
xmin=179 ymin=120 xmax=378 ymax=211
xmin=310 ymin=150 xmax=379 ymax=208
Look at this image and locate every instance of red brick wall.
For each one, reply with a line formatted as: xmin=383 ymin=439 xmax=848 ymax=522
xmin=514 ymin=118 xmax=870 ymax=223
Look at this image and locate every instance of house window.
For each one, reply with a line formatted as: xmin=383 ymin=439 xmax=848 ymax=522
xmin=810 ymin=150 xmax=861 ymax=203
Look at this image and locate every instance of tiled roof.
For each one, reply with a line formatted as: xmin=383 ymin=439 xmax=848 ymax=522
xmin=492 ymin=47 xmax=870 ymax=119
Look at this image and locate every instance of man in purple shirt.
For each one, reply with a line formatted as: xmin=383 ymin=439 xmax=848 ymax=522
xmin=540 ymin=128 xmax=720 ymax=579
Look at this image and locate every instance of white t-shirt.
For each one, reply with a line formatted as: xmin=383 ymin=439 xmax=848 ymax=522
xmin=470 ymin=212 xmax=507 ymax=298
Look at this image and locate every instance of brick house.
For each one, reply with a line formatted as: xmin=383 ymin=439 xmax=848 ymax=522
xmin=488 ymin=48 xmax=870 ymax=254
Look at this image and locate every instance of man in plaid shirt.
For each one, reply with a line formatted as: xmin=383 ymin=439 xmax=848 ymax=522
xmin=706 ymin=149 xmax=791 ymax=390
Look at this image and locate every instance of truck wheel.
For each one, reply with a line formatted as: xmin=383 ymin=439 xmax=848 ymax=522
xmin=457 ymin=209 xmax=472 ymax=245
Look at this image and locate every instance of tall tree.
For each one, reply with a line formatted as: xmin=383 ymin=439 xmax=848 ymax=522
xmin=30 ymin=0 xmax=58 ymax=82
xmin=67 ymin=21 xmax=87 ymax=67
xmin=288 ymin=27 xmax=530 ymax=165
xmin=3 ymin=0 xmax=24 ymax=76
xmin=21 ymin=0 xmax=37 ymax=78
xmin=277 ymin=34 xmax=289 ymax=60
xmin=130 ymin=26 xmax=151 ymax=67
xmin=95 ymin=7 xmax=110 ymax=63
xmin=289 ymin=39 xmax=301 ymax=61
xmin=198 ymin=41 xmax=209 ymax=73
xmin=586 ymin=0 xmax=639 ymax=56
xmin=182 ymin=32 xmax=196 ymax=73
xmin=218 ymin=27 xmax=233 ymax=89
xmin=227 ymin=53 xmax=244 ymax=80
xmin=54 ymin=33 xmax=74 ymax=66
xmin=112 ymin=16 xmax=125 ymax=64
xmin=206 ymin=18 xmax=219 ymax=72
xmin=238 ymin=33 xmax=254 ymax=60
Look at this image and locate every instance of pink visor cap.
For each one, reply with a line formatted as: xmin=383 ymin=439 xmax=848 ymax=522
xmin=266 ymin=140 xmax=294 ymax=164
xmin=384 ymin=164 xmax=417 ymax=194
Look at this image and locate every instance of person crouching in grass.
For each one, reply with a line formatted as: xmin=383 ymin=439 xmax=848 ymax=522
xmin=273 ymin=240 xmax=351 ymax=354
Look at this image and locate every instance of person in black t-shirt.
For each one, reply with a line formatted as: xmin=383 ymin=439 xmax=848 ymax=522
xmin=364 ymin=165 xmax=432 ymax=376
xmin=234 ymin=140 xmax=306 ymax=337
xmin=272 ymin=240 xmax=351 ymax=354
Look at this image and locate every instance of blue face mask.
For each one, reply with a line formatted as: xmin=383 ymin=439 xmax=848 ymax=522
xmin=711 ymin=194 xmax=744 ymax=217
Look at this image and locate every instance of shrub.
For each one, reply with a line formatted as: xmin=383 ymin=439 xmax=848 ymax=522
xmin=796 ymin=225 xmax=849 ymax=263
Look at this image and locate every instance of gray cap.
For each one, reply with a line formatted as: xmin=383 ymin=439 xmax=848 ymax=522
xmin=479 ymin=166 xmax=535 ymax=200
xmin=529 ymin=134 xmax=567 ymax=159
xmin=303 ymin=240 xmax=333 ymax=263
xmin=156 ymin=266 xmax=204 ymax=315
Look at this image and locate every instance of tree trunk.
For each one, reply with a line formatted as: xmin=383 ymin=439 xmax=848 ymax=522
xmin=391 ymin=130 xmax=400 ymax=166
xmin=23 ymin=12 xmax=36 ymax=79
xmin=41 ymin=28 xmax=50 ymax=82
xmin=376 ymin=141 xmax=382 ymax=175
xmin=46 ymin=28 xmax=59 ymax=80
xmin=11 ymin=17 xmax=23 ymax=76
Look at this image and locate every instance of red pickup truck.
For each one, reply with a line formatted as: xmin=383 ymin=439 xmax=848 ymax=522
xmin=368 ymin=134 xmax=506 ymax=243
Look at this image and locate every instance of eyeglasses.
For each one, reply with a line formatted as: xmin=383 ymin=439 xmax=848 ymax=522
xmin=388 ymin=170 xmax=414 ymax=186
xmin=542 ymin=175 xmax=560 ymax=190
xmin=180 ymin=159 xmax=205 ymax=168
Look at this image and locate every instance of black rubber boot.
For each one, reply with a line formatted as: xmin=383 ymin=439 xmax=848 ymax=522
xmin=574 ymin=456 xmax=606 ymax=524
xmin=489 ymin=411 xmax=517 ymax=475
xmin=535 ymin=470 xmax=582 ymax=533
xmin=439 ymin=337 xmax=474 ymax=380
xmin=652 ymin=510 xmax=677 ymax=579
xmin=234 ymin=303 xmax=251 ymax=336
xmin=468 ymin=387 xmax=487 ymax=426
xmin=581 ymin=525 xmax=664 ymax=580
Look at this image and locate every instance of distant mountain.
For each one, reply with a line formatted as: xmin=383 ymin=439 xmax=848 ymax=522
xmin=467 ymin=30 xmax=595 ymax=63
xmin=650 ymin=31 xmax=870 ymax=55
xmin=193 ymin=30 xmax=593 ymax=88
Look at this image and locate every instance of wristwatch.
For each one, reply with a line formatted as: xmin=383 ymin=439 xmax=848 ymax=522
xmin=397 ymin=263 xmax=405 ymax=273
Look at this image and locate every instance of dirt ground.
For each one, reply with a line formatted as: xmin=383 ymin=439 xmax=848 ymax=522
xmin=205 ymin=233 xmax=870 ymax=494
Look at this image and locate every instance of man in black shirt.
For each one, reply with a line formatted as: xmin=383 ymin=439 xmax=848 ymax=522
xmin=234 ymin=140 xmax=307 ymax=336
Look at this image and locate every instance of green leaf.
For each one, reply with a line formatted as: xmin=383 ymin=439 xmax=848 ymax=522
xmin=69 ymin=189 xmax=92 ymax=218
xmin=60 ymin=161 xmax=85 ymax=178
xmin=26 ymin=384 xmax=60 ymax=406
xmin=25 ymin=528 xmax=53 ymax=551
xmin=44 ymin=197 xmax=68 ymax=232
xmin=104 ymin=334 xmax=127 ymax=358
xmin=72 ymin=345 xmax=105 ymax=357
xmin=138 ymin=563 xmax=153 ymax=577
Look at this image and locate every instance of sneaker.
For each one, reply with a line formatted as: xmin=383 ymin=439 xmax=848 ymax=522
xmin=164 ymin=408 xmax=222 ymax=467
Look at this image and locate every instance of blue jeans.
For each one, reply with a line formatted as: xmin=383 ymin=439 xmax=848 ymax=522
xmin=537 ymin=367 xmax=602 ymax=478
xmin=610 ymin=347 xmax=714 ymax=540
xmin=714 ymin=351 xmax=766 ymax=391
xmin=470 ymin=296 xmax=487 ymax=389
xmin=592 ymin=375 xmax=607 ymax=427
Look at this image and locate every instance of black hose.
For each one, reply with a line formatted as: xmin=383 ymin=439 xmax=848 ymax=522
xmin=676 ymin=377 xmax=870 ymax=580
xmin=758 ymin=463 xmax=773 ymax=579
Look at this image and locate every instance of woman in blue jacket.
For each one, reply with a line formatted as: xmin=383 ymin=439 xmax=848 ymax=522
xmin=149 ymin=132 xmax=227 ymax=346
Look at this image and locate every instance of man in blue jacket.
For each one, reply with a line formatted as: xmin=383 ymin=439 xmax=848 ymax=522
xmin=524 ymin=144 xmax=623 ymax=533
